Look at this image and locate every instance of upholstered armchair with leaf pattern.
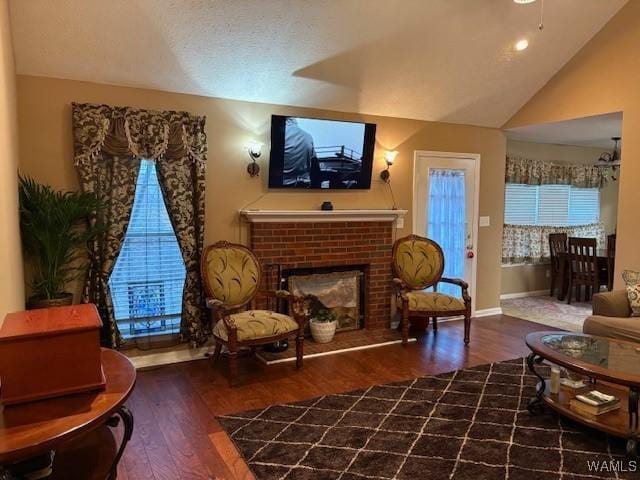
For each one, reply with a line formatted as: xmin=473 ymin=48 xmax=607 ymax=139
xmin=201 ymin=241 xmax=310 ymax=386
xmin=392 ymin=235 xmax=472 ymax=346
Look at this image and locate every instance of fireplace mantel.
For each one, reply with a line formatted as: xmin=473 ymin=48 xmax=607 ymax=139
xmin=239 ymin=209 xmax=407 ymax=223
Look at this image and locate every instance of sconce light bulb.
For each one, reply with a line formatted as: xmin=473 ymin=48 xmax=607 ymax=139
xmin=384 ymin=150 xmax=399 ymax=166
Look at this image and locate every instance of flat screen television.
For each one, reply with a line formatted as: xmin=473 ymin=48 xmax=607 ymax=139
xmin=268 ymin=115 xmax=377 ymax=189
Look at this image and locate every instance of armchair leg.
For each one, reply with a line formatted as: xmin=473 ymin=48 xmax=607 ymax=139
xmin=432 ymin=317 xmax=438 ymax=332
xmin=296 ymin=335 xmax=304 ymax=370
xmin=401 ymin=301 xmax=409 ymax=345
xmin=464 ymin=314 xmax=471 ymax=346
xmin=212 ymin=341 xmax=222 ymax=365
xmin=228 ymin=350 xmax=239 ymax=387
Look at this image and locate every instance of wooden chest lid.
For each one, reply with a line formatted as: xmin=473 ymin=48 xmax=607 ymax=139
xmin=0 ymin=304 xmax=103 ymax=342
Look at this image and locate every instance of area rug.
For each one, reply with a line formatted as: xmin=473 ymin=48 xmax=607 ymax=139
xmin=218 ymin=359 xmax=633 ymax=479
xmin=256 ymin=330 xmax=417 ymax=365
xmin=501 ymin=296 xmax=592 ymax=332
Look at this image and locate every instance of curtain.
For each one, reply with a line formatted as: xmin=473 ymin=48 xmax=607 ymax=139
xmin=502 ymin=222 xmax=605 ymax=264
xmin=506 ymin=156 xmax=607 ymax=188
xmin=428 ymin=170 xmax=466 ymax=297
xmin=72 ymin=102 xmax=208 ymax=348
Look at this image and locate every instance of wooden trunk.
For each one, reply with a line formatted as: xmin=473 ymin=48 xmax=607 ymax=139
xmin=0 ymin=304 xmax=105 ymax=406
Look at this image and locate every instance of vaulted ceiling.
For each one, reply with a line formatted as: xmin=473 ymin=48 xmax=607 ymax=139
xmin=8 ymin=0 xmax=626 ymax=127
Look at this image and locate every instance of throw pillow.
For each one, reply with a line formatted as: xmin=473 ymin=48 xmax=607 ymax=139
xmin=622 ymin=270 xmax=640 ymax=317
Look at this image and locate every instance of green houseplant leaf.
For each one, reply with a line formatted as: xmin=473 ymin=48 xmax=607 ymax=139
xmin=18 ymin=175 xmax=102 ymax=301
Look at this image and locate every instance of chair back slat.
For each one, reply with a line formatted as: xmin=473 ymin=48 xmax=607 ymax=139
xmin=549 ymin=233 xmax=567 ymax=271
xmin=606 ymin=234 xmax=616 ymax=291
xmin=568 ymin=237 xmax=598 ymax=284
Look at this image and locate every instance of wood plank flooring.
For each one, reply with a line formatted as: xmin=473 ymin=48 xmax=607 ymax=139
xmin=112 ymin=315 xmax=555 ymax=480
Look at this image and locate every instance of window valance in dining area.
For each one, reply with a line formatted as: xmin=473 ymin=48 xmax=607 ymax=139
xmin=502 ymin=222 xmax=605 ymax=264
xmin=505 ymin=156 xmax=607 ymax=188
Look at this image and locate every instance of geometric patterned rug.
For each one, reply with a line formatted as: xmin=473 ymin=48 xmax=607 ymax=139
xmin=218 ymin=359 xmax=639 ymax=480
xmin=218 ymin=359 xmax=633 ymax=479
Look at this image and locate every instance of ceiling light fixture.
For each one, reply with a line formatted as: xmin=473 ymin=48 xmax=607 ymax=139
xmin=596 ymin=136 xmax=622 ymax=181
xmin=513 ymin=0 xmax=536 ymax=3
xmin=515 ymin=39 xmax=529 ymax=51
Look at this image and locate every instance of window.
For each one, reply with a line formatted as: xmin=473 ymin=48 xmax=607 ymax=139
xmin=504 ymin=184 xmax=599 ymax=227
xmin=109 ymin=160 xmax=186 ymax=339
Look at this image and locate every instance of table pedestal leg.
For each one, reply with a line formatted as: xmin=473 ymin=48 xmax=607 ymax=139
xmin=106 ymin=405 xmax=134 ymax=480
xmin=527 ymin=353 xmax=546 ymax=414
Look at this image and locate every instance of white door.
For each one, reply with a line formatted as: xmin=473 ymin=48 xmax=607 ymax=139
xmin=413 ymin=151 xmax=479 ymax=314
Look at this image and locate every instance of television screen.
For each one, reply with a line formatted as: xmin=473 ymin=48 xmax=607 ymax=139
xmin=268 ymin=115 xmax=376 ymax=189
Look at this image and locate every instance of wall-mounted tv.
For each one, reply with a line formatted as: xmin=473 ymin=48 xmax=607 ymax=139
xmin=268 ymin=115 xmax=377 ymax=189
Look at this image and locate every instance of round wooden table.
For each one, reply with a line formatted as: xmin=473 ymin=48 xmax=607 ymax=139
xmin=0 ymin=348 xmax=136 ymax=478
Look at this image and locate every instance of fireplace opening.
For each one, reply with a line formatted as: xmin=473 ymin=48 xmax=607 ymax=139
xmin=281 ymin=265 xmax=367 ymax=333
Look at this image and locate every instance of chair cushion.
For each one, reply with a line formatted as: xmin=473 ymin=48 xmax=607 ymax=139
xmin=204 ymin=245 xmax=259 ymax=306
xmin=213 ymin=310 xmax=299 ymax=342
xmin=394 ymin=238 xmax=444 ymax=289
xmin=406 ymin=291 xmax=465 ymax=312
xmin=622 ymin=270 xmax=640 ymax=317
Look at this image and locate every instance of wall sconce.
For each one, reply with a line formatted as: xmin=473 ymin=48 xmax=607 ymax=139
xmin=380 ymin=150 xmax=398 ymax=182
xmin=246 ymin=140 xmax=263 ymax=177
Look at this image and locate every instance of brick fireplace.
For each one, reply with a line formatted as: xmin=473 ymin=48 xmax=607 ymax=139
xmin=241 ymin=210 xmax=407 ymax=330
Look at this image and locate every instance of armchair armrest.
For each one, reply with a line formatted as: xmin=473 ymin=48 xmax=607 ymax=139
xmin=393 ymin=277 xmax=410 ymax=290
xmin=440 ymin=277 xmax=469 ymax=290
xmin=206 ymin=298 xmax=225 ymax=310
xmin=592 ymin=290 xmax=632 ymax=317
xmin=439 ymin=277 xmax=471 ymax=308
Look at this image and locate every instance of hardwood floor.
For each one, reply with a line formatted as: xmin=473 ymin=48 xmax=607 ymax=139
xmin=112 ymin=315 xmax=555 ymax=480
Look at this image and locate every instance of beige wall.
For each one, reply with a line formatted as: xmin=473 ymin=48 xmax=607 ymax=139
xmin=500 ymin=140 xmax=620 ymax=296
xmin=505 ymin=0 xmax=640 ymax=289
xmin=0 ymin=0 xmax=24 ymax=318
xmin=16 ymin=75 xmax=506 ymax=311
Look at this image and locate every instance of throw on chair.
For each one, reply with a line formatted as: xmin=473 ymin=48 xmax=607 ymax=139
xmin=201 ymin=241 xmax=311 ymax=386
xmin=392 ymin=235 xmax=472 ymax=346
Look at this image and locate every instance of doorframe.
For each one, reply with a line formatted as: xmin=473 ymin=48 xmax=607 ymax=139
xmin=413 ymin=150 xmax=481 ymax=316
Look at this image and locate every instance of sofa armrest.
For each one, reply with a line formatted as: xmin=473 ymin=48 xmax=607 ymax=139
xmin=592 ymin=290 xmax=631 ymax=318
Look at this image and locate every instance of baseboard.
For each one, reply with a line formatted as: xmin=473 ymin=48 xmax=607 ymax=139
xmin=127 ymin=345 xmax=211 ymax=370
xmin=473 ymin=307 xmax=503 ymax=317
xmin=500 ymin=290 xmax=548 ymax=300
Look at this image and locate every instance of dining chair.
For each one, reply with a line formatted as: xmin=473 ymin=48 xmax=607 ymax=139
xmin=566 ymin=237 xmax=607 ymax=304
xmin=607 ymin=234 xmax=616 ymax=291
xmin=548 ymin=233 xmax=567 ymax=297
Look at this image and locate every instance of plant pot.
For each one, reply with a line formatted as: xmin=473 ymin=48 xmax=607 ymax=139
xmin=27 ymin=293 xmax=74 ymax=310
xmin=309 ymin=319 xmax=337 ymax=343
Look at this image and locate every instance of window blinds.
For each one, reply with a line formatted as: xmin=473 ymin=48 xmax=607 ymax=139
xmin=109 ymin=159 xmax=186 ymax=339
xmin=504 ymin=184 xmax=599 ymax=227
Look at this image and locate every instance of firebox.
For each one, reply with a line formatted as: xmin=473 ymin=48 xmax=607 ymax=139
xmin=281 ymin=265 xmax=366 ymax=333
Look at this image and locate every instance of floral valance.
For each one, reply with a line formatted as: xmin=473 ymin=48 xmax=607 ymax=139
xmin=502 ymin=222 xmax=605 ymax=264
xmin=72 ymin=102 xmax=207 ymax=166
xmin=505 ymin=156 xmax=606 ymax=188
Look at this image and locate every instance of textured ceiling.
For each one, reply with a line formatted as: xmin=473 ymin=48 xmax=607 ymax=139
xmin=506 ymin=112 xmax=622 ymax=148
xmin=8 ymin=0 xmax=626 ymax=127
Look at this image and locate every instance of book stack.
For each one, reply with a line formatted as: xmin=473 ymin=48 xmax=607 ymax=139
xmin=569 ymin=390 xmax=620 ymax=417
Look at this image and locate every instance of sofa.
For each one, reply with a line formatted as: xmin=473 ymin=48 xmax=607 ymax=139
xmin=583 ymin=290 xmax=640 ymax=343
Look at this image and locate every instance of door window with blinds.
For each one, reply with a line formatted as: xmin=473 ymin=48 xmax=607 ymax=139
xmin=504 ymin=184 xmax=600 ymax=226
xmin=109 ymin=159 xmax=186 ymax=340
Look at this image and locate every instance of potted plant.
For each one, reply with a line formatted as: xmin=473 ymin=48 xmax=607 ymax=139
xmin=309 ymin=307 xmax=338 ymax=343
xmin=18 ymin=176 xmax=101 ymax=309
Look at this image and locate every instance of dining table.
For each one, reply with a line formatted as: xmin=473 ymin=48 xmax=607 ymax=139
xmin=555 ymin=249 xmax=610 ymax=301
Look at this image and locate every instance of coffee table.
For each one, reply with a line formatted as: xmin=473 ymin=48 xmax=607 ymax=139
xmin=525 ymin=331 xmax=640 ymax=458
